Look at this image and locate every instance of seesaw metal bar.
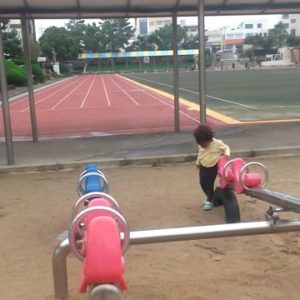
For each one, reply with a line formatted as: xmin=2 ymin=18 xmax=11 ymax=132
xmin=52 ymin=238 xmax=70 ymax=299
xmin=128 ymin=219 xmax=300 ymax=245
xmin=244 ymin=188 xmax=300 ymax=213
xmin=53 ymin=219 xmax=300 ymax=299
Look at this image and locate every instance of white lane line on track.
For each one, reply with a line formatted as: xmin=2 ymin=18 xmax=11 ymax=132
xmin=117 ymin=76 xmax=199 ymax=124
xmin=109 ymin=89 xmax=146 ymax=93
xmin=127 ymin=75 xmax=257 ymax=110
xmin=143 ymin=89 xmax=199 ymax=123
xmin=80 ymin=75 xmax=96 ymax=109
xmin=50 ymin=77 xmax=91 ymax=110
xmin=101 ymin=75 xmax=111 ymax=107
xmin=10 ymin=76 xmax=80 ymax=108
xmin=20 ymin=77 xmax=86 ymax=112
xmin=109 ymin=76 xmax=140 ymax=106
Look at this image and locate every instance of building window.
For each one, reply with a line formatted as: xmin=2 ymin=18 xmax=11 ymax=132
xmin=291 ymin=29 xmax=296 ymax=36
xmin=10 ymin=24 xmax=21 ymax=29
xmin=282 ymin=14 xmax=289 ymax=19
xmin=245 ymin=24 xmax=253 ymax=29
xmin=139 ymin=20 xmax=148 ymax=35
xmin=291 ymin=19 xmax=296 ymax=24
xmin=257 ymin=23 xmax=262 ymax=29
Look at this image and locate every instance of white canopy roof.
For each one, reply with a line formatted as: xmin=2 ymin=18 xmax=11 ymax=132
xmin=0 ymin=0 xmax=300 ymax=19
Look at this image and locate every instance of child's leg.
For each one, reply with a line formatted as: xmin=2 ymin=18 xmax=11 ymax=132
xmin=199 ymin=164 xmax=218 ymax=202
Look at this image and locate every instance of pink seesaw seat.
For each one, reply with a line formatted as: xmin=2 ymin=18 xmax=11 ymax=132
xmin=218 ymin=157 xmax=262 ymax=194
xmin=78 ymin=198 xmax=127 ymax=293
xmin=218 ymin=156 xmax=233 ymax=188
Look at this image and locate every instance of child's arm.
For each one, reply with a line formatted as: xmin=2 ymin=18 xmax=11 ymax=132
xmin=220 ymin=141 xmax=230 ymax=157
xmin=196 ymin=146 xmax=202 ymax=168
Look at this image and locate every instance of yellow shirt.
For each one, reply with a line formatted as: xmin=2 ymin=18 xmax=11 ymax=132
xmin=196 ymin=138 xmax=230 ymax=167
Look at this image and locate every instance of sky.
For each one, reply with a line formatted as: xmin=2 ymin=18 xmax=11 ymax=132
xmin=35 ymin=15 xmax=281 ymax=39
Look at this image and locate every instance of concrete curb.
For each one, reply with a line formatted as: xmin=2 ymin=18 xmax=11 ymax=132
xmin=1 ymin=146 xmax=300 ymax=174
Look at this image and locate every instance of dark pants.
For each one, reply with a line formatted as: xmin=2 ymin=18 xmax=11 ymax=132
xmin=199 ymin=164 xmax=218 ymax=202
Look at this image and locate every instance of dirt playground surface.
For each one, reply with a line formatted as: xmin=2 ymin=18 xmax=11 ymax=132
xmin=1 ymin=156 xmax=300 ymax=300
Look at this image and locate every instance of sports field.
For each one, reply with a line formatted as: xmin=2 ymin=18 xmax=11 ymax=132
xmin=124 ymin=67 xmax=300 ymax=122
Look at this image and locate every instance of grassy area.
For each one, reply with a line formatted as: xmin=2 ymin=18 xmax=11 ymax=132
xmin=123 ymin=68 xmax=300 ymax=121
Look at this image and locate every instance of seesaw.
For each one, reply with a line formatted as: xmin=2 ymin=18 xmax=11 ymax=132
xmin=52 ymin=160 xmax=300 ymax=300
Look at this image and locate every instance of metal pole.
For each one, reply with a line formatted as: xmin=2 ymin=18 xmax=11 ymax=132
xmin=245 ymin=188 xmax=300 ymax=213
xmin=0 ymin=26 xmax=15 ymax=165
xmin=52 ymin=238 xmax=71 ymax=299
xmin=198 ymin=0 xmax=207 ymax=124
xmin=21 ymin=14 xmax=38 ymax=142
xmin=129 ymin=220 xmax=300 ymax=245
xmin=52 ymin=219 xmax=300 ymax=298
xmin=172 ymin=12 xmax=180 ymax=132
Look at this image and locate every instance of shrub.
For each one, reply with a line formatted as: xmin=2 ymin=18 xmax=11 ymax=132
xmin=11 ymin=58 xmax=25 ymax=66
xmin=10 ymin=59 xmax=45 ymax=84
xmin=31 ymin=63 xmax=45 ymax=83
xmin=5 ymin=60 xmax=27 ymax=86
xmin=59 ymin=63 xmax=70 ymax=74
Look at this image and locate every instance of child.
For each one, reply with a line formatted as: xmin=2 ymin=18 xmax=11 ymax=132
xmin=193 ymin=125 xmax=230 ymax=211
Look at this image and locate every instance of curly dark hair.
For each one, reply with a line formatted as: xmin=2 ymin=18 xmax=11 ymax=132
xmin=193 ymin=125 xmax=214 ymax=144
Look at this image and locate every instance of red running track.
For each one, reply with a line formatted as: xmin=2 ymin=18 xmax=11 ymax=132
xmin=0 ymin=74 xmax=225 ymax=141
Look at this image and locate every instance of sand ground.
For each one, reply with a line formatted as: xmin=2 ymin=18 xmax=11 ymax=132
xmin=1 ymin=156 xmax=300 ymax=300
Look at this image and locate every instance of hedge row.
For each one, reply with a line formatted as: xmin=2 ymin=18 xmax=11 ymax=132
xmin=5 ymin=59 xmax=45 ymax=86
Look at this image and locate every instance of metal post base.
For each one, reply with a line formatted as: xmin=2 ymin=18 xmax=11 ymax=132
xmin=90 ymin=284 xmax=120 ymax=300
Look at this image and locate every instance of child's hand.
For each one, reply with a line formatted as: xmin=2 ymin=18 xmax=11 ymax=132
xmin=196 ymin=164 xmax=201 ymax=170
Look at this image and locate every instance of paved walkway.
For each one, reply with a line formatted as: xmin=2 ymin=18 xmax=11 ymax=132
xmin=0 ymin=120 xmax=299 ymax=172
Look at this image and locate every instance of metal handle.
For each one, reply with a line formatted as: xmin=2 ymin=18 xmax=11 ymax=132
xmin=77 ymin=171 xmax=109 ymax=196
xmin=239 ymin=161 xmax=269 ymax=191
xmin=69 ymin=206 xmax=130 ymax=261
xmin=222 ymin=158 xmax=235 ymax=182
xmin=79 ymin=169 xmax=106 ymax=179
xmin=72 ymin=192 xmax=121 ymax=220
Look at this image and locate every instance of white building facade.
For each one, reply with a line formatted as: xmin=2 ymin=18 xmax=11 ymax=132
xmin=4 ymin=19 xmax=36 ymax=41
xmin=136 ymin=17 xmax=198 ymax=36
xmin=5 ymin=19 xmax=22 ymax=37
xmin=135 ymin=17 xmax=270 ymax=53
xmin=281 ymin=14 xmax=300 ymax=36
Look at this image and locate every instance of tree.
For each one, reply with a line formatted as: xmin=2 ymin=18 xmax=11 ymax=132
xmin=0 ymin=19 xmax=9 ymax=30
xmin=39 ymin=26 xmax=80 ymax=61
xmin=66 ymin=19 xmax=87 ymax=52
xmin=268 ymin=22 xmax=289 ymax=49
xmin=244 ymin=22 xmax=290 ymax=54
xmin=66 ymin=19 xmax=86 ymax=37
xmin=98 ymin=18 xmax=135 ymax=52
xmin=82 ymin=23 xmax=102 ymax=52
xmin=181 ymin=35 xmax=199 ymax=49
xmin=2 ymin=29 xmax=22 ymax=58
xmin=126 ymin=35 xmax=155 ymax=51
xmin=149 ymin=24 xmax=188 ymax=50
xmin=244 ymin=34 xmax=265 ymax=48
xmin=244 ymin=33 xmax=277 ymax=55
xmin=286 ymin=34 xmax=300 ymax=47
xmin=0 ymin=20 xmax=22 ymax=58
